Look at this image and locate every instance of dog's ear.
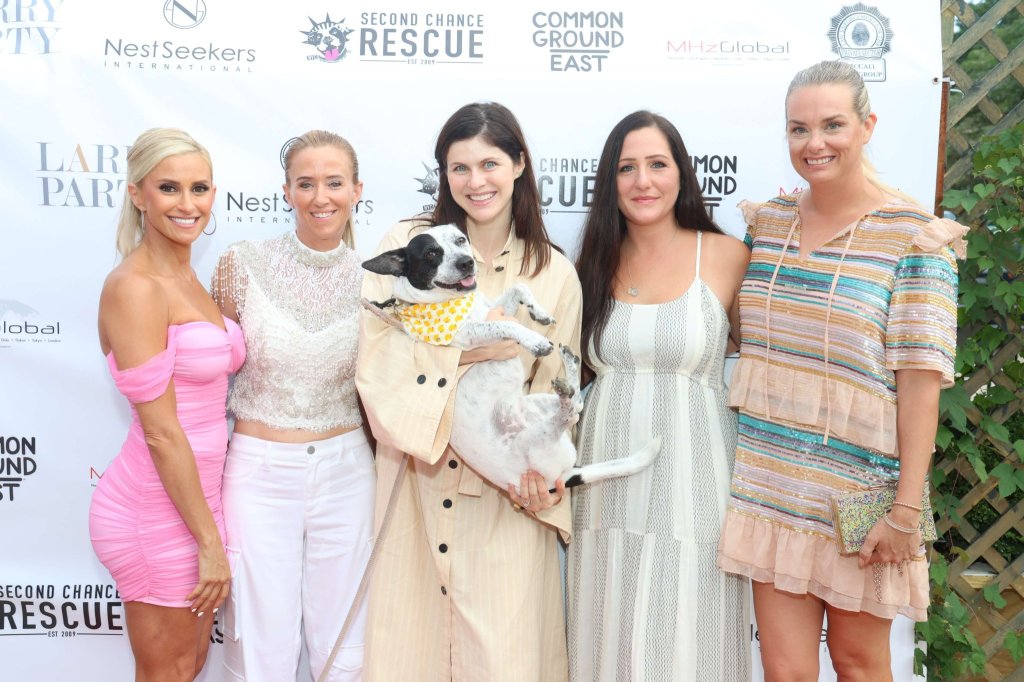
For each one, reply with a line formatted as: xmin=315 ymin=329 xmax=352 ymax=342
xmin=362 ymin=249 xmax=408 ymax=277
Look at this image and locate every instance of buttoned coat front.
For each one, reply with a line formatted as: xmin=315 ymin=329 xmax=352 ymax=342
xmin=356 ymin=220 xmax=581 ymax=682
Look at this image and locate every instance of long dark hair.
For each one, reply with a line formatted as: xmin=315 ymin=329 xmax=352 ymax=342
xmin=575 ymin=110 xmax=722 ymax=367
xmin=430 ymin=102 xmax=553 ymax=277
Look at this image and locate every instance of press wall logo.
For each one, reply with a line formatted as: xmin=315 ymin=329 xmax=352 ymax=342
xmin=0 ymin=435 xmax=39 ymax=502
xmin=300 ymin=13 xmax=354 ymax=62
xmin=536 ymin=156 xmax=598 ymax=214
xmin=666 ymin=36 xmax=791 ymax=63
xmin=163 ymin=0 xmax=206 ymax=30
xmin=828 ymin=3 xmax=892 ymax=82
xmin=35 ymin=141 xmax=129 ymax=208
xmin=413 ymin=162 xmax=440 ymax=212
xmin=0 ymin=300 xmax=63 ymax=348
xmin=531 ymin=11 xmax=624 ymax=72
xmin=0 ymin=584 xmax=124 ymax=636
xmin=103 ymin=2 xmax=255 ymax=73
xmin=0 ymin=0 xmax=61 ymax=55
xmin=690 ymin=153 xmax=739 ymax=218
xmin=357 ymin=11 xmax=484 ymax=65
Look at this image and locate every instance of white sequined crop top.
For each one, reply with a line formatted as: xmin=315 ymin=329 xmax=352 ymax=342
xmin=211 ymin=230 xmax=363 ymax=432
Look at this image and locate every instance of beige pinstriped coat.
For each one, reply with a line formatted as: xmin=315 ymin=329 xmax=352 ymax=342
xmin=356 ymin=221 xmax=581 ymax=682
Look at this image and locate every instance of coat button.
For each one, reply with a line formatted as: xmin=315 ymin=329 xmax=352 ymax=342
xmin=307 ymin=446 xmax=315 ymax=454
xmin=448 ymin=459 xmax=458 ymax=469
xmin=495 ymin=265 xmax=505 ymax=272
xmin=417 ymin=374 xmax=426 ymax=384
xmin=439 ymin=543 xmax=448 ymax=553
xmin=441 ymin=586 xmax=447 ymax=595
xmin=438 ymin=378 xmax=447 ymax=387
xmin=443 ymin=498 xmax=453 ymax=508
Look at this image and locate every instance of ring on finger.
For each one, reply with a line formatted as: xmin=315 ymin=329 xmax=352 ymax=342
xmin=522 ymin=499 xmax=530 ymax=508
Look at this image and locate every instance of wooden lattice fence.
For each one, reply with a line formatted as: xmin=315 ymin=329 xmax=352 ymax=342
xmin=939 ymin=1 xmax=1024 ymax=680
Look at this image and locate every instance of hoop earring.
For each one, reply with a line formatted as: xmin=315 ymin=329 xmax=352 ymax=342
xmin=203 ymin=212 xmax=218 ymax=236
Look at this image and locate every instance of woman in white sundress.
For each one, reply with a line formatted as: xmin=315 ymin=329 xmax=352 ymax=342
xmin=569 ymin=110 xmax=751 ymax=681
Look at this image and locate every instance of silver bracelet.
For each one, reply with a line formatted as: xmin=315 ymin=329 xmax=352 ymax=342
xmin=883 ymin=513 xmax=917 ymax=534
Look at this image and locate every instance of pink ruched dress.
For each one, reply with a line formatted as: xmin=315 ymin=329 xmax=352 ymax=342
xmin=89 ymin=318 xmax=246 ymax=607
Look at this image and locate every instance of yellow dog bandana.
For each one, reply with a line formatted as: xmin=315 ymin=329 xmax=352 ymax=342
xmin=395 ymin=292 xmax=477 ymax=346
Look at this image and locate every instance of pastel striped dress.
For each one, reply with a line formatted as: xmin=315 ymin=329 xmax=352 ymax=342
xmin=717 ymin=195 xmax=964 ymax=621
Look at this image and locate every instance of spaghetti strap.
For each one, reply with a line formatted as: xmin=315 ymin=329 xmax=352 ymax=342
xmin=695 ymin=231 xmax=703 ymax=279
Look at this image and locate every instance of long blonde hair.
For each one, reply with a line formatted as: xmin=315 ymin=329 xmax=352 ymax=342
xmin=786 ymin=60 xmax=919 ymax=205
xmin=115 ymin=128 xmax=213 ymax=258
xmin=283 ymin=130 xmax=360 ymax=249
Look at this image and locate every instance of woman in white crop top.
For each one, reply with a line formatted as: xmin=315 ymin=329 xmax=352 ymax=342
xmin=211 ymin=130 xmax=373 ymax=682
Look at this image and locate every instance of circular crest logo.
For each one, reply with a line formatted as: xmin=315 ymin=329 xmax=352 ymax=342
xmin=828 ymin=3 xmax=892 ymax=60
xmin=280 ymin=137 xmax=301 ymax=169
xmin=301 ymin=14 xmax=354 ymax=63
xmin=163 ymin=0 xmax=207 ymax=29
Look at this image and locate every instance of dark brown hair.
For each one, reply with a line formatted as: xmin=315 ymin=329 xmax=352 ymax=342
xmin=431 ymin=102 xmax=554 ymax=277
xmin=575 ymin=110 xmax=722 ymax=367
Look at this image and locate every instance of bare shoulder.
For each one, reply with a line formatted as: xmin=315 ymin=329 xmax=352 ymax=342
xmin=703 ymin=231 xmax=750 ymax=267
xmin=99 ymin=260 xmax=170 ymax=356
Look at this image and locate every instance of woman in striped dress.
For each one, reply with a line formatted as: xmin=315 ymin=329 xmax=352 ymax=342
xmin=717 ymin=60 xmax=967 ymax=680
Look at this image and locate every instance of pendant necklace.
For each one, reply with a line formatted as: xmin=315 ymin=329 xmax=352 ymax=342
xmin=622 ymin=228 xmax=679 ymax=297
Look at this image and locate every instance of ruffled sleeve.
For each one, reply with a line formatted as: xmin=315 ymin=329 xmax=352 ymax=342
xmin=885 ymin=220 xmax=961 ymax=388
xmin=911 ymin=216 xmax=969 ymax=259
xmin=737 ymin=199 xmax=763 ymax=248
xmin=106 ymin=328 xmax=178 ymax=404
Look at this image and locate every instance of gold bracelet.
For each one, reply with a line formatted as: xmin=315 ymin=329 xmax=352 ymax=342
xmin=892 ymin=501 xmax=923 ymax=513
xmin=883 ymin=513 xmax=917 ymax=534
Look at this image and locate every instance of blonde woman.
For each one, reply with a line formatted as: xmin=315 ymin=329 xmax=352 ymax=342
xmin=212 ymin=130 xmax=373 ymax=681
xmin=90 ymin=127 xmax=245 ymax=680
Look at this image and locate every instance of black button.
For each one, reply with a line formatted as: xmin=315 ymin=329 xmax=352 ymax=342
xmin=438 ymin=378 xmax=447 ymax=388
xmin=448 ymin=459 xmax=458 ymax=469
xmin=500 ymin=250 xmax=510 ymax=256
xmin=443 ymin=498 xmax=453 ymax=508
xmin=441 ymin=586 xmax=447 ymax=595
xmin=416 ymin=374 xmax=426 ymax=384
xmin=439 ymin=543 xmax=448 ymax=553
xmin=495 ymin=266 xmax=505 ymax=272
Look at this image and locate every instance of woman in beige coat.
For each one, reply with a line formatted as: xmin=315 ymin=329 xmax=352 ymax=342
xmin=357 ymin=102 xmax=581 ymax=681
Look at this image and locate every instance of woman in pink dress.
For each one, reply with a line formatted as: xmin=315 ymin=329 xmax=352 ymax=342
xmin=90 ymin=128 xmax=245 ymax=680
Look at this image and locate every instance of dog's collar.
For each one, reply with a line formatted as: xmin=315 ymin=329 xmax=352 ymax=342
xmin=395 ymin=292 xmax=476 ymax=346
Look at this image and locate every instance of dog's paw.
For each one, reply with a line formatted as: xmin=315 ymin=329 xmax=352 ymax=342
xmin=552 ymin=377 xmax=575 ymax=399
xmin=527 ymin=307 xmax=556 ymax=326
xmin=559 ymin=344 xmax=581 ymax=368
xmin=528 ymin=339 xmax=555 ymax=357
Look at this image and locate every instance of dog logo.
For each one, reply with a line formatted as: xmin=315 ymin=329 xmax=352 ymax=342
xmin=414 ymin=162 xmax=440 ymax=200
xmin=163 ymin=0 xmax=207 ymax=30
xmin=301 ymin=13 xmax=354 ymax=63
xmin=828 ymin=4 xmax=892 ymax=82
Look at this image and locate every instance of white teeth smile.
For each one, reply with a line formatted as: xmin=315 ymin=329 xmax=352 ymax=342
xmin=469 ymin=192 xmax=496 ymax=201
xmin=169 ymin=217 xmax=198 ymax=226
xmin=312 ymin=211 xmax=336 ymax=218
xmin=807 ymin=157 xmax=835 ymax=166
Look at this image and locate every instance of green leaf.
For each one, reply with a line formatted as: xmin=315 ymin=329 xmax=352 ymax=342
xmin=930 ymin=555 xmax=950 ymax=586
xmin=997 ymin=156 xmax=1020 ymax=175
xmin=1005 ymin=631 xmax=1024 ymax=664
xmin=983 ymin=582 xmax=1008 ymax=609
xmin=974 ymin=183 xmax=997 ymax=199
xmin=968 ymin=452 xmax=988 ymax=481
xmin=935 ymin=424 xmax=954 ymax=449
xmin=991 ymin=461 xmax=1019 ymax=498
xmin=981 ymin=416 xmax=1011 ymax=444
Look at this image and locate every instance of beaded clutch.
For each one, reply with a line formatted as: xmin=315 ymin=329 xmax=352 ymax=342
xmin=830 ymin=486 xmax=937 ymax=556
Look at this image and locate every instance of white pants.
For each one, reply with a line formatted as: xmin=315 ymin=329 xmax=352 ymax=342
xmin=222 ymin=430 xmax=375 ymax=682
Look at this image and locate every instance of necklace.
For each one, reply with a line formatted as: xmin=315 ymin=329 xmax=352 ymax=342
xmin=621 ymin=228 xmax=679 ymax=297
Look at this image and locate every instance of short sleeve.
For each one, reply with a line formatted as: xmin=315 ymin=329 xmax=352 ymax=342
xmin=106 ymin=329 xmax=178 ymax=403
xmin=737 ymin=199 xmax=762 ymax=248
xmin=884 ymin=246 xmax=959 ymax=387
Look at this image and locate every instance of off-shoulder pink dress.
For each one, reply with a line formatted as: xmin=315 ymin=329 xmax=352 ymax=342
xmin=89 ymin=318 xmax=246 ymax=607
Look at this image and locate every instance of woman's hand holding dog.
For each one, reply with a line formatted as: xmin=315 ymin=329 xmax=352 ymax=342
xmin=508 ymin=471 xmax=565 ymax=513
xmin=460 ymin=309 xmax=521 ymax=364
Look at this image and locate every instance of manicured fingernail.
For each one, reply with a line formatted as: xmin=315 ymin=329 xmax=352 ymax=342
xmin=213 ymin=608 xmax=219 ymax=613
xmin=197 ymin=612 xmax=205 ymax=618
xmin=191 ymin=608 xmax=197 ymax=613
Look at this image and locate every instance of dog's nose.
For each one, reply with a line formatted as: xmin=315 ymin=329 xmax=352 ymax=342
xmin=456 ymin=255 xmax=474 ymax=273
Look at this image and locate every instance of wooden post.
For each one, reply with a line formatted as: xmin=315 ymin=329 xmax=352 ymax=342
xmin=935 ymin=76 xmax=951 ymax=216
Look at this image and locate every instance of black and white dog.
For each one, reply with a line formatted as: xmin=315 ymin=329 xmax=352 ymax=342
xmin=362 ymin=224 xmax=659 ymax=495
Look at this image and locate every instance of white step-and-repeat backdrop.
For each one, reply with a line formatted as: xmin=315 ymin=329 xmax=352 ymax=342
xmin=2 ymin=1 xmax=939 ymax=678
